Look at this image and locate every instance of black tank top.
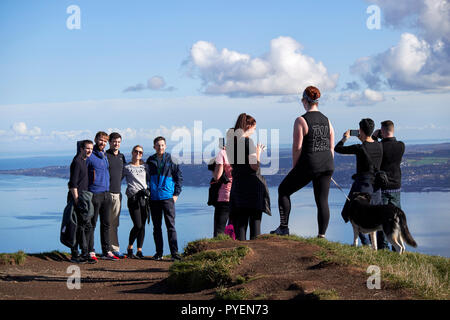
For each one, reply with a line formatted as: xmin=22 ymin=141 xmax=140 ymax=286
xmin=297 ymin=111 xmax=334 ymax=174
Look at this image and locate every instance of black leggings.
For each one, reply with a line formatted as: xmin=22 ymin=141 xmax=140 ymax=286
xmin=127 ymin=197 xmax=147 ymax=249
xmin=214 ymin=201 xmax=230 ymax=237
xmin=278 ymin=166 xmax=332 ymax=235
xmin=232 ymin=207 xmax=262 ymax=241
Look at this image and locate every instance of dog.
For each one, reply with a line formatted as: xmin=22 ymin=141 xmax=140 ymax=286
xmin=348 ymin=192 xmax=417 ymax=254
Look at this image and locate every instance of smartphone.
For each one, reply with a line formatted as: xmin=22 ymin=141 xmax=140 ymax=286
xmin=350 ymin=130 xmax=359 ymax=137
xmin=219 ymin=137 xmax=225 ymax=149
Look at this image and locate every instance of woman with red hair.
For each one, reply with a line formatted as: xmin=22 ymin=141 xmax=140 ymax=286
xmin=271 ymin=86 xmax=335 ymax=238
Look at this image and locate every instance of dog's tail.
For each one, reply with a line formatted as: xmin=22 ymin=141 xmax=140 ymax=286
xmin=398 ymin=208 xmax=417 ymax=248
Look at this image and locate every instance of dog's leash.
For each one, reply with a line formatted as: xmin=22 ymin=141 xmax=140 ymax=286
xmin=331 ymin=177 xmax=351 ymax=202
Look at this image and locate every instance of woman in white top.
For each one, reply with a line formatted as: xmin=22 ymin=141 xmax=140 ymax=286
xmin=122 ymin=145 xmax=150 ymax=259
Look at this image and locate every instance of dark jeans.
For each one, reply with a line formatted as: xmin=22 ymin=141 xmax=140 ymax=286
xmin=278 ymin=166 xmax=333 ymax=235
xmin=233 ymin=207 xmax=262 ymax=241
xmin=150 ymin=199 xmax=178 ymax=256
xmin=128 ymin=196 xmax=147 ymax=249
xmin=88 ymin=192 xmax=112 ymax=255
xmin=382 ymin=191 xmax=401 ymax=208
xmin=72 ymin=207 xmax=92 ymax=258
xmin=214 ymin=201 xmax=230 ymax=237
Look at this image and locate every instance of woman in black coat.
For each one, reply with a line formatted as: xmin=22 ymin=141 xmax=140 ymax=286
xmin=227 ymin=113 xmax=271 ymax=241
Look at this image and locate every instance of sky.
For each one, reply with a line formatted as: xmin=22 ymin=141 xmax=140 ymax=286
xmin=0 ymin=0 xmax=449 ymax=155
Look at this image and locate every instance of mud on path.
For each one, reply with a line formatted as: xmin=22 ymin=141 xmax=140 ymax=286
xmin=0 ymin=237 xmax=413 ymax=300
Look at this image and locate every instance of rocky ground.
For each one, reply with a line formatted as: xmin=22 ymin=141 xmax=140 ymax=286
xmin=0 ymin=237 xmax=414 ymax=300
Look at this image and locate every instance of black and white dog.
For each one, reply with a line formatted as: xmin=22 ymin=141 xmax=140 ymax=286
xmin=348 ymin=193 xmax=417 ymax=254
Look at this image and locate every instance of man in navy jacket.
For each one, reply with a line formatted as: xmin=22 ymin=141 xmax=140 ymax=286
xmin=86 ymin=131 xmax=118 ymax=261
xmin=146 ymin=136 xmax=183 ymax=261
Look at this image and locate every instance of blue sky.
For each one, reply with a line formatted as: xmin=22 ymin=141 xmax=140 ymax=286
xmin=1 ymin=0 xmax=449 ymax=154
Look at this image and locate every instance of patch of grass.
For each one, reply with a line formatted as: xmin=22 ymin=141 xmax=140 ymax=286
xmin=0 ymin=251 xmax=27 ymax=265
xmin=215 ymin=287 xmax=251 ymax=300
xmin=311 ymin=289 xmax=340 ymax=300
xmin=266 ymin=234 xmax=449 ymax=300
xmin=183 ymin=234 xmax=233 ymax=256
xmin=168 ymin=245 xmax=250 ymax=292
xmin=30 ymin=250 xmax=70 ymax=261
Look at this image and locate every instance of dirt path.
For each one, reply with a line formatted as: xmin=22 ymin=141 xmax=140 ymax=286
xmin=0 ymin=237 xmax=413 ymax=300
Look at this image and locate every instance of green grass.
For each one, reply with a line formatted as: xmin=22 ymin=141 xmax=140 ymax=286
xmin=215 ymin=287 xmax=251 ymax=300
xmin=168 ymin=245 xmax=250 ymax=292
xmin=183 ymin=234 xmax=233 ymax=256
xmin=261 ymin=234 xmax=449 ymax=300
xmin=0 ymin=251 xmax=27 ymax=265
xmin=311 ymin=289 xmax=340 ymax=300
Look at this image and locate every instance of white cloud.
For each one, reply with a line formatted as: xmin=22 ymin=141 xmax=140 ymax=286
xmin=187 ymin=36 xmax=339 ymax=97
xmin=123 ymin=75 xmax=176 ymax=92
xmin=353 ymin=1 xmax=450 ymax=92
xmin=11 ymin=122 xmax=41 ymax=136
xmin=339 ymin=89 xmax=385 ymax=106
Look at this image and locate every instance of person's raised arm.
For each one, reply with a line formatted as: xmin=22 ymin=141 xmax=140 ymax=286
xmin=292 ymin=117 xmax=305 ymax=168
xmin=335 ymin=130 xmax=359 ymax=154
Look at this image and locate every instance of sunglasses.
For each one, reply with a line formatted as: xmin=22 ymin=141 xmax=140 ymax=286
xmin=133 ymin=150 xmax=143 ymax=155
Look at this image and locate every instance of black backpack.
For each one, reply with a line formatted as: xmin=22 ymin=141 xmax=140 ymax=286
xmin=361 ymin=144 xmax=389 ymax=189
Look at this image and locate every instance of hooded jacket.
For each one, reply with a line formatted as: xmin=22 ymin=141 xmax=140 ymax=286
xmin=146 ymin=152 xmax=182 ymax=201
xmin=86 ymin=146 xmax=110 ymax=194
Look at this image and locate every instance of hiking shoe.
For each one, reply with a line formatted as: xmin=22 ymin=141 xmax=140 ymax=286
xmin=112 ymin=251 xmax=124 ymax=259
xmin=152 ymin=253 xmax=163 ymax=261
xmin=270 ymin=226 xmax=290 ymax=236
xmin=171 ymin=253 xmax=182 ymax=261
xmin=136 ymin=251 xmax=144 ymax=259
xmin=86 ymin=257 xmax=98 ymax=264
xmin=100 ymin=252 xmax=119 ymax=261
xmin=317 ymin=234 xmax=326 ymax=239
xmin=89 ymin=252 xmax=98 ymax=262
xmin=70 ymin=256 xmax=87 ymax=264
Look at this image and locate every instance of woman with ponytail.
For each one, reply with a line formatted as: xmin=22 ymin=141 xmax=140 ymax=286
xmin=271 ymin=86 xmax=335 ymax=238
xmin=227 ymin=113 xmax=271 ymax=241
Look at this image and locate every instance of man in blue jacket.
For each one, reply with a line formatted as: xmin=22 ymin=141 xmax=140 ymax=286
xmin=86 ymin=131 xmax=119 ymax=261
xmin=147 ymin=136 xmax=183 ymax=261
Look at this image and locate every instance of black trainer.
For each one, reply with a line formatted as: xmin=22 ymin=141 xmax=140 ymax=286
xmin=152 ymin=253 xmax=163 ymax=261
xmin=136 ymin=251 xmax=144 ymax=259
xmin=127 ymin=249 xmax=137 ymax=259
xmin=270 ymin=225 xmax=290 ymax=236
xmin=171 ymin=253 xmax=182 ymax=261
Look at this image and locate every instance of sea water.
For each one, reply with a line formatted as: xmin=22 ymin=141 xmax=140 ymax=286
xmin=0 ymin=174 xmax=449 ymax=257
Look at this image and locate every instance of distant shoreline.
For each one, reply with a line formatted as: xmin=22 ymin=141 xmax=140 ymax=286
xmin=0 ymin=142 xmax=449 ymax=193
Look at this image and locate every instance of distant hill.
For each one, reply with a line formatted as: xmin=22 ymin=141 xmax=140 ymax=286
xmin=0 ymin=143 xmax=449 ymax=192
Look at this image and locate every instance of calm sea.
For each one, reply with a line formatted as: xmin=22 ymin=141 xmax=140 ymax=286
xmin=0 ymin=174 xmax=448 ymax=257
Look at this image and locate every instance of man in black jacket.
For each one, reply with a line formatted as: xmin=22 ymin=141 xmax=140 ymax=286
xmin=106 ymin=132 xmax=126 ymax=258
xmin=373 ymin=120 xmax=405 ymax=208
xmin=373 ymin=120 xmax=405 ymax=250
xmin=68 ymin=140 xmax=95 ymax=263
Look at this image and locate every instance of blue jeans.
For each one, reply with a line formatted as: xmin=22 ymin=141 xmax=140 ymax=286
xmin=380 ymin=191 xmax=402 ymax=250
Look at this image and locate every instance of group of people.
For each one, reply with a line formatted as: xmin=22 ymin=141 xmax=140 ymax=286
xmin=67 ymin=85 xmax=406 ymax=263
xmin=68 ymin=133 xmax=182 ymax=263
xmin=209 ymin=86 xmax=405 ymax=251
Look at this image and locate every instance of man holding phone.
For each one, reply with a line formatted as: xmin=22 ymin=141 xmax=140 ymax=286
xmin=335 ymin=118 xmax=385 ymax=247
